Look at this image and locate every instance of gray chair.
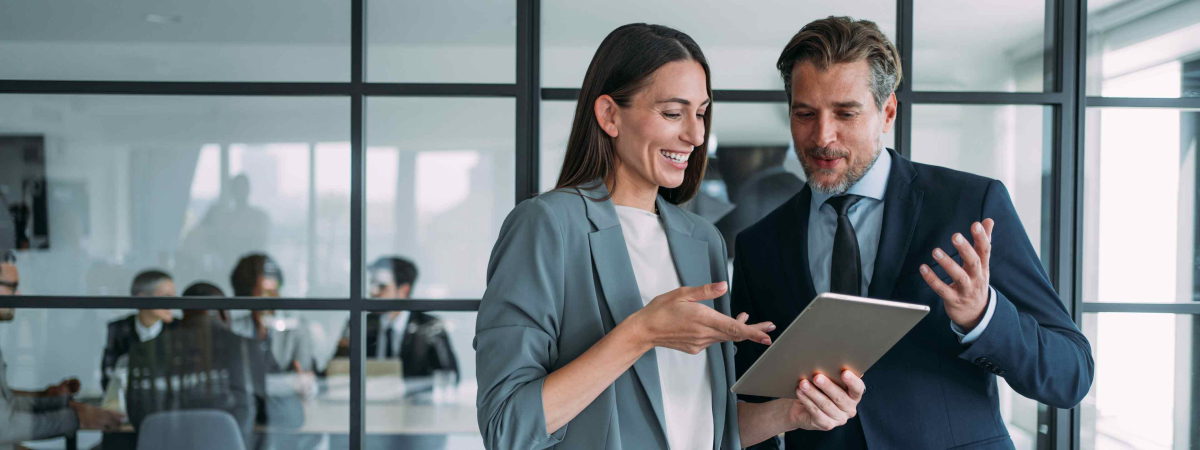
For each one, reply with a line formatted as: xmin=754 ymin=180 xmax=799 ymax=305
xmin=135 ymin=409 xmax=246 ymax=450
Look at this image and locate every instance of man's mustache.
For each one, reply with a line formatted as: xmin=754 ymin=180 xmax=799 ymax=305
xmin=804 ymin=146 xmax=849 ymax=160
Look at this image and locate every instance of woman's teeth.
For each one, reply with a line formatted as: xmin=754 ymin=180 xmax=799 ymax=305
xmin=660 ymin=150 xmax=688 ymax=164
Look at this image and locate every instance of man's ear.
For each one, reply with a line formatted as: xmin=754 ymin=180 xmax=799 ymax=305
xmin=397 ymin=283 xmax=412 ymax=299
xmin=881 ymin=92 xmax=898 ymax=134
xmin=594 ymin=94 xmax=620 ymax=138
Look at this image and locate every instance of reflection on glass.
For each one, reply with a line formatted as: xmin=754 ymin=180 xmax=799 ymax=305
xmin=341 ymin=311 xmax=482 ymax=450
xmin=366 ymin=97 xmax=514 ymax=299
xmin=0 ymin=0 xmax=350 ymax=81
xmin=0 ymin=307 xmax=350 ymax=450
xmin=1080 ymin=313 xmax=1195 ymax=450
xmin=1083 ymin=108 xmax=1200 ymax=303
xmin=912 ymin=104 xmax=1054 ymax=450
xmin=541 ymin=0 xmax=895 ymax=89
xmin=367 ymin=0 xmax=515 ymax=83
xmin=1086 ymin=0 xmax=1200 ymax=98
xmin=0 ymin=95 xmax=351 ymax=298
xmin=914 ymin=0 xmax=1047 ymax=91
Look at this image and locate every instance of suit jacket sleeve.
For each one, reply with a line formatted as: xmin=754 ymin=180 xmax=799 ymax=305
xmin=957 ymin=180 xmax=1094 ymax=409
xmin=730 ymin=235 xmax=783 ymax=450
xmin=474 ymin=198 xmax=568 ymax=450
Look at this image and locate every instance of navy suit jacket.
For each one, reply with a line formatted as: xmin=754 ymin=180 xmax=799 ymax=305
xmin=732 ymin=149 xmax=1094 ymax=449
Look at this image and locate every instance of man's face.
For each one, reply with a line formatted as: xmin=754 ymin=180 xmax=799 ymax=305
xmin=789 ymin=60 xmax=897 ymax=195
xmin=140 ymin=279 xmax=176 ymax=324
xmin=0 ymin=263 xmax=19 ymax=321
xmin=253 ymin=276 xmax=280 ymax=298
xmin=368 ymin=270 xmax=411 ymax=299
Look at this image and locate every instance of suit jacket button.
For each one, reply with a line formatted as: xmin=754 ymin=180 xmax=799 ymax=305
xmin=975 ymin=357 xmax=986 ymax=364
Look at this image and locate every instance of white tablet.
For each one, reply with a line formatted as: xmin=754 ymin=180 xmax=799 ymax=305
xmin=731 ymin=293 xmax=930 ymax=399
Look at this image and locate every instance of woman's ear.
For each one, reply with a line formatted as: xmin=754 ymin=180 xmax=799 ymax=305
xmin=594 ymin=94 xmax=620 ymax=138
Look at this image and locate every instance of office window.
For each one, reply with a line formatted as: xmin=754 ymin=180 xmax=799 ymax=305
xmin=1082 ymin=107 xmax=1200 ymax=303
xmin=367 ymin=0 xmax=516 ymax=83
xmin=0 ymin=1 xmax=351 ymax=82
xmin=0 ymin=95 xmax=351 ymax=299
xmin=1086 ymin=0 xmax=1200 ymax=98
xmin=541 ymin=0 xmax=896 ymax=90
xmin=0 ymin=308 xmax=350 ymax=449
xmin=1080 ymin=313 xmax=1195 ymax=450
xmin=365 ymin=97 xmax=514 ymax=299
xmin=913 ymin=0 xmax=1049 ymax=92
xmin=349 ymin=311 xmax=483 ymax=450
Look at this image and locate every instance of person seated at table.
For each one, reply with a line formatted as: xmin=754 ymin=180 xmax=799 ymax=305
xmin=180 ymin=281 xmax=230 ymax=327
xmin=226 ymin=254 xmax=320 ymax=450
xmin=0 ymin=255 xmax=123 ymax=450
xmin=335 ymin=256 xmax=460 ymax=381
xmin=100 ymin=270 xmax=177 ymax=391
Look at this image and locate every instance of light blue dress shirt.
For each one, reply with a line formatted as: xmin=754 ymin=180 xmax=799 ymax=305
xmin=806 ymin=148 xmax=995 ymax=344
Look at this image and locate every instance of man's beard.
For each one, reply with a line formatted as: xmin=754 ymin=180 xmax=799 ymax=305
xmin=799 ymin=143 xmax=882 ymax=195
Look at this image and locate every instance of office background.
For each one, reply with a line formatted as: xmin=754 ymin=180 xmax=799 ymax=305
xmin=0 ymin=0 xmax=1198 ymax=448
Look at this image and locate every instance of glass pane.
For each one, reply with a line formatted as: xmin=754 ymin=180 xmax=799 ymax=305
xmin=0 ymin=307 xmax=350 ymax=449
xmin=348 ymin=311 xmax=483 ymax=450
xmin=367 ymin=0 xmax=515 ymax=83
xmin=911 ymin=104 xmax=1054 ymax=270
xmin=914 ymin=0 xmax=1048 ymax=92
xmin=365 ymin=97 xmax=514 ymax=299
xmin=541 ymin=0 xmax=896 ymax=90
xmin=540 ymin=100 xmax=893 ymax=259
xmin=1080 ymin=313 xmax=1196 ymax=450
xmin=912 ymin=104 xmax=1054 ymax=450
xmin=0 ymin=1 xmax=350 ymax=82
xmin=1083 ymin=108 xmax=1200 ymax=302
xmin=0 ymin=95 xmax=351 ymax=298
xmin=1086 ymin=0 xmax=1200 ymax=97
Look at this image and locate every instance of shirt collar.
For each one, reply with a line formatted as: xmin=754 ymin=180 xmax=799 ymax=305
xmin=134 ymin=318 xmax=163 ymax=342
xmin=381 ymin=311 xmax=410 ymax=331
xmin=811 ymin=144 xmax=892 ymax=207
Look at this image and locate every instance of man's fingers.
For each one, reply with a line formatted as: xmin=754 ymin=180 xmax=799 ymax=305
xmin=811 ymin=373 xmax=856 ymax=415
xmin=983 ymin=218 xmax=995 ymax=239
xmin=799 ymin=377 xmax=847 ymax=426
xmin=971 ymin=222 xmax=992 ymax=275
xmin=932 ymin=248 xmax=972 ymax=291
xmin=919 ymin=264 xmax=956 ymax=301
xmin=950 ymin=233 xmax=983 ymax=278
xmin=841 ymin=370 xmax=866 ymax=403
xmin=676 ymin=282 xmax=728 ymax=302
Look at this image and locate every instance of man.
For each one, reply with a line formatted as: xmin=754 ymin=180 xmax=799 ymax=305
xmin=100 ymin=270 xmax=176 ymax=390
xmin=732 ymin=17 xmax=1093 ymax=449
xmin=333 ymin=257 xmax=459 ymax=450
xmin=0 ymin=258 xmax=122 ymax=449
xmin=336 ymin=257 xmax=459 ymax=380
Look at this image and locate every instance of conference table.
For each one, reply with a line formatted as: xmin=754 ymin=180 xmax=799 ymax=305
xmin=69 ymin=376 xmax=479 ymax=450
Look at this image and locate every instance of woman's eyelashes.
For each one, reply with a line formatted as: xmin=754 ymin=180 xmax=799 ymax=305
xmin=660 ymin=110 xmax=706 ymax=120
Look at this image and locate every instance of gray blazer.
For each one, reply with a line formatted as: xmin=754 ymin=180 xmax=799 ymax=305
xmin=475 ymin=182 xmax=741 ymax=450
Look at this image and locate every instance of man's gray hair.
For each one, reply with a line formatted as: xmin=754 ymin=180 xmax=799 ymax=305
xmin=777 ymin=16 xmax=903 ymax=110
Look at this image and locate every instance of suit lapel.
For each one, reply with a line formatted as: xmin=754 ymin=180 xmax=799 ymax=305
xmin=581 ymin=182 xmax=669 ymax=441
xmin=658 ymin=198 xmax=727 ymax=448
xmin=777 ymin=188 xmax=818 ymax=316
xmin=867 ymin=149 xmax=924 ymax=301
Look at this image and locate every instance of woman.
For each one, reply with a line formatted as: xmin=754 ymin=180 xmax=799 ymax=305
xmin=476 ymin=24 xmax=863 ymax=450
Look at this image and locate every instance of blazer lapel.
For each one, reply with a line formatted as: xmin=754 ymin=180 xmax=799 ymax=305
xmin=580 ymin=182 xmax=669 ymax=440
xmin=867 ymin=149 xmax=924 ymax=301
xmin=777 ymin=188 xmax=818 ymax=316
xmin=658 ymin=198 xmax=727 ymax=448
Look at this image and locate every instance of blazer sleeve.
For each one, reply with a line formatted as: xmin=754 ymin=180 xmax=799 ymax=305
xmin=474 ymin=198 xmax=568 ymax=450
xmin=957 ymin=180 xmax=1094 ymax=409
xmin=100 ymin=320 xmax=124 ymax=391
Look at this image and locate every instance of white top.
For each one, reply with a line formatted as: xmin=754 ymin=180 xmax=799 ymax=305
xmin=133 ymin=318 xmax=163 ymax=342
xmin=615 ymin=205 xmax=714 ymax=450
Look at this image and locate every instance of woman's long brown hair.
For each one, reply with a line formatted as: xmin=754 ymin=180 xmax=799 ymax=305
xmin=554 ymin=23 xmax=713 ymax=205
